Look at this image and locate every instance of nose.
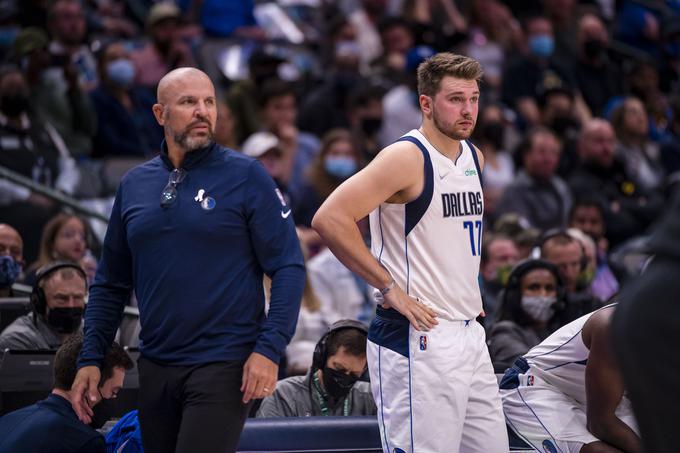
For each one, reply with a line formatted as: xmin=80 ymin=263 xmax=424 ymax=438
xmin=194 ymin=100 xmax=209 ymax=117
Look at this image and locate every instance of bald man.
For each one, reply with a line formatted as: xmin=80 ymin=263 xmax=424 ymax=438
xmin=70 ymin=68 xmax=305 ymax=453
xmin=0 ymin=224 xmax=24 ymax=297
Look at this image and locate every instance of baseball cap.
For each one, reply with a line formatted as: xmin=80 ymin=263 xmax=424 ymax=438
xmin=11 ymin=27 xmax=49 ymax=59
xmin=242 ymin=132 xmax=281 ymax=158
xmin=146 ymin=2 xmax=181 ymax=29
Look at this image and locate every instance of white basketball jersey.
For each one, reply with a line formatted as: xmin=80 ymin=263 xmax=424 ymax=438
xmin=369 ymin=129 xmax=484 ymax=321
xmin=524 ymin=304 xmax=616 ymax=405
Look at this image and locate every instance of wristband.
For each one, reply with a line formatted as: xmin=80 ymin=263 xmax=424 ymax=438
xmin=379 ymin=279 xmax=396 ymax=296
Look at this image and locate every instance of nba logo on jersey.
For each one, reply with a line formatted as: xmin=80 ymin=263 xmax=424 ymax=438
xmin=527 ymin=376 xmax=535 ymax=386
xmin=419 ymin=335 xmax=427 ymax=351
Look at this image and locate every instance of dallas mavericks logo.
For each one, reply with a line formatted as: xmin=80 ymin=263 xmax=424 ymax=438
xmin=419 ymin=335 xmax=427 ymax=351
xmin=194 ymin=189 xmax=216 ymax=210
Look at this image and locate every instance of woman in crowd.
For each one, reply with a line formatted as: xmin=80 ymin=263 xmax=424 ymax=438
xmin=293 ymin=129 xmax=363 ymax=227
xmin=24 ymin=213 xmax=91 ymax=285
xmin=488 ymin=259 xmax=565 ymax=373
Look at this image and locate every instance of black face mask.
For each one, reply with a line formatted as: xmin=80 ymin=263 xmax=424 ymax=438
xmin=46 ymin=307 xmax=84 ymax=334
xmin=479 ymin=121 xmax=504 ymax=149
xmin=583 ymin=39 xmax=606 ymax=60
xmin=550 ymin=115 xmax=580 ymax=137
xmin=360 ymin=117 xmax=382 ymax=136
xmin=322 ymin=366 xmax=360 ymax=400
xmin=89 ymin=395 xmax=117 ymax=429
xmin=0 ymin=93 xmax=30 ymax=117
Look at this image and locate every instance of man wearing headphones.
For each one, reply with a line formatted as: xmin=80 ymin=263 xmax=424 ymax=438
xmin=0 ymin=261 xmax=86 ymax=350
xmin=537 ymin=230 xmax=603 ymax=325
xmin=256 ymin=320 xmax=377 ymax=417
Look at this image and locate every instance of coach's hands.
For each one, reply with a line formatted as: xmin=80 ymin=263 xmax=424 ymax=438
xmin=241 ymin=352 xmax=278 ymax=403
xmin=383 ymin=286 xmax=438 ymax=331
xmin=71 ymin=366 xmax=101 ymax=424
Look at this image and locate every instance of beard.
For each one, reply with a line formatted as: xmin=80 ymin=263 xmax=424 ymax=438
xmin=165 ymin=112 xmax=215 ymax=152
xmin=432 ymin=106 xmax=475 ymax=141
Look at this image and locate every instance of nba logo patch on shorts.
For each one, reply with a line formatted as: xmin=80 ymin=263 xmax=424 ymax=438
xmin=419 ymin=335 xmax=427 ymax=351
xmin=527 ymin=376 xmax=535 ymax=386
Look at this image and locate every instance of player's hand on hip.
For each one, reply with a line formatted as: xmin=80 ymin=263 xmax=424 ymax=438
xmin=383 ymin=286 xmax=438 ymax=331
xmin=71 ymin=365 xmax=101 ymax=424
xmin=241 ymin=352 xmax=278 ymax=403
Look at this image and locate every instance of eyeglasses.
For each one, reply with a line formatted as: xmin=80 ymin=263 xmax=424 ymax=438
xmin=160 ymin=168 xmax=186 ymax=207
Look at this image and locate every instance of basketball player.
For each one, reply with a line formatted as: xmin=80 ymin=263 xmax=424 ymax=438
xmin=312 ymin=53 xmax=507 ymax=452
xmin=500 ymin=304 xmax=641 ymax=452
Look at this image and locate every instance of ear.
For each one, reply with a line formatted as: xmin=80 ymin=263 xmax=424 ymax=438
xmin=419 ymin=94 xmax=432 ymax=117
xmin=152 ymin=103 xmax=166 ymax=126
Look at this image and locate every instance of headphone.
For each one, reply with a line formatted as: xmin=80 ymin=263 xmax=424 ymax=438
xmin=31 ymin=261 xmax=87 ymax=318
xmin=531 ymin=228 xmax=588 ymax=272
xmin=312 ymin=320 xmax=368 ymax=371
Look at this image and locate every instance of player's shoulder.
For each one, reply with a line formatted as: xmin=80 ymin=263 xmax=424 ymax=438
xmin=374 ymin=137 xmax=425 ymax=166
xmin=465 ymin=140 xmax=485 ymax=169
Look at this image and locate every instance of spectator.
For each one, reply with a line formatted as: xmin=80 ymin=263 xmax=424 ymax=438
xmin=90 ymin=41 xmax=162 ymax=157
xmin=226 ymin=48 xmax=286 ymax=145
xmin=542 ymin=0 xmax=579 ymax=66
xmin=538 ymin=87 xmax=581 ymax=176
xmin=241 ymin=132 xmax=289 ymax=199
xmin=294 ymin=129 xmax=362 ymax=227
xmin=298 ymin=18 xmax=362 ymax=137
xmin=129 ymin=2 xmax=195 ymax=89
xmin=479 ymin=233 xmax=520 ymax=324
xmin=13 ymin=22 xmax=96 ymax=158
xmin=370 ymin=16 xmax=415 ymax=87
xmin=0 ymin=262 xmax=86 ymax=350
xmin=572 ymin=14 xmax=624 ymax=116
xmin=0 ymin=334 xmax=134 ymax=451
xmin=539 ymin=230 xmax=603 ymax=324
xmin=403 ymin=0 xmax=468 ymax=50
xmin=179 ymin=0 xmax=266 ymax=40
xmin=611 ymin=96 xmax=665 ymax=192
xmin=0 ymin=224 xmax=24 ymax=297
xmin=496 ymin=127 xmax=572 ymax=231
xmin=257 ymin=79 xmax=320 ymax=205
xmin=474 ymin=104 xmax=514 ymax=220
xmin=569 ymin=118 xmax=663 ymax=247
xmin=346 ymin=83 xmax=385 ymax=163
xmin=501 ymin=15 xmax=575 ymax=127
xmin=501 ymin=304 xmax=640 ymax=452
xmin=0 ymin=64 xmax=80 ymax=263
xmin=568 ymin=199 xmax=619 ymax=301
xmin=257 ymin=320 xmax=376 ymax=417
xmin=47 ymin=0 xmax=97 ymax=91
xmin=25 ymin=213 xmax=90 ymax=285
xmin=488 ymin=259 xmax=565 ymax=373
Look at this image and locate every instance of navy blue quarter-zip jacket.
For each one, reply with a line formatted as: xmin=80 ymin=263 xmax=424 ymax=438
xmin=79 ymin=142 xmax=305 ymax=367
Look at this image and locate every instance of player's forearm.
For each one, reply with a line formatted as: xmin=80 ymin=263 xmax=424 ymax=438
xmin=312 ymin=209 xmax=391 ymax=290
xmin=588 ymin=416 xmax=642 ymax=453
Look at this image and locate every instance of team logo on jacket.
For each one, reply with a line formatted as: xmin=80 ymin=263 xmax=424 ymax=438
xmin=419 ymin=335 xmax=427 ymax=351
xmin=194 ymin=189 xmax=216 ymax=210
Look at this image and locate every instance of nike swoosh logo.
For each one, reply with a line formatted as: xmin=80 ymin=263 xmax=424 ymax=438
xmin=439 ymin=171 xmax=449 ymax=179
xmin=281 ymin=209 xmax=292 ymax=219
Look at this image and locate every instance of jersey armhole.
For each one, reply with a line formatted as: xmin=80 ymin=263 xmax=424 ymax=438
xmin=396 ymin=136 xmax=434 ymax=236
xmin=466 ymin=139 xmax=483 ymax=187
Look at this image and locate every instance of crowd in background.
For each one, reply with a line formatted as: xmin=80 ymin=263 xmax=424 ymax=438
xmin=1 ymin=0 xmax=680 ymax=395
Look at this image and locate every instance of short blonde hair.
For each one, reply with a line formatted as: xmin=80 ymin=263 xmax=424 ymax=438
xmin=417 ymin=53 xmax=483 ymax=97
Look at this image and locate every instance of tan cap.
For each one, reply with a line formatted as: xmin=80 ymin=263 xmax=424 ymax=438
xmin=242 ymin=132 xmax=281 ymax=158
xmin=146 ymin=2 xmax=181 ymax=29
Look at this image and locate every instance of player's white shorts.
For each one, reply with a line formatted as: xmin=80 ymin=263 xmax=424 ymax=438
xmin=500 ymin=360 xmax=639 ymax=453
xmin=366 ymin=307 xmax=507 ymax=453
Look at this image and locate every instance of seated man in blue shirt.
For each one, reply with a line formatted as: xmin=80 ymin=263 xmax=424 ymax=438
xmin=0 ymin=334 xmax=133 ymax=453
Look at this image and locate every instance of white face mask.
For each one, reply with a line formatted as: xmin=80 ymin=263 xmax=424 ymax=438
xmin=521 ymin=295 xmax=557 ymax=322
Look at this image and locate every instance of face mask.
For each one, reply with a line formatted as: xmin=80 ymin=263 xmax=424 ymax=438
xmin=0 ymin=255 xmax=21 ymax=287
xmin=106 ymin=59 xmax=136 ymax=88
xmin=89 ymin=394 xmax=117 ymax=429
xmin=322 ymin=366 xmax=360 ymax=400
xmin=0 ymin=93 xmax=30 ymax=117
xmin=480 ymin=121 xmax=504 ymax=149
xmin=325 ymin=156 xmax=357 ymax=179
xmin=361 ymin=117 xmax=382 ymax=136
xmin=46 ymin=307 xmax=84 ymax=333
xmin=529 ymin=35 xmax=554 ymax=58
xmin=550 ymin=115 xmax=580 ymax=137
xmin=521 ymin=295 xmax=557 ymax=322
xmin=583 ymin=39 xmax=606 ymax=59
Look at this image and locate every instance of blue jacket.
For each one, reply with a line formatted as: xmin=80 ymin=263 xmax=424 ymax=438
xmin=79 ymin=142 xmax=305 ymax=367
xmin=0 ymin=394 xmax=105 ymax=453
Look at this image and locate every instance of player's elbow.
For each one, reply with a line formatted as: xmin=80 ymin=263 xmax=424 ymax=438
xmin=311 ymin=206 xmax=331 ymax=237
